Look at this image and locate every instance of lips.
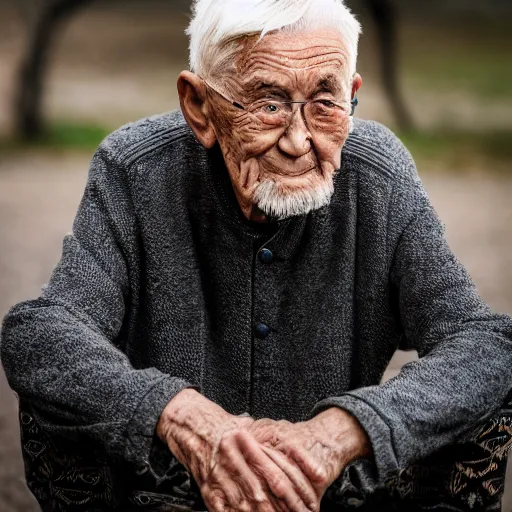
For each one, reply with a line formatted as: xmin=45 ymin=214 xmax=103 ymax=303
xmin=263 ymin=161 xmax=318 ymax=177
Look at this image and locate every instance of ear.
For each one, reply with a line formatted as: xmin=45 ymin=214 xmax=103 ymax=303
xmin=351 ymin=73 xmax=363 ymax=98
xmin=177 ymin=71 xmax=217 ymax=148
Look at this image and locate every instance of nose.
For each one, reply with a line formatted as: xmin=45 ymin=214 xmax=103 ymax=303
xmin=277 ymin=106 xmax=312 ymax=158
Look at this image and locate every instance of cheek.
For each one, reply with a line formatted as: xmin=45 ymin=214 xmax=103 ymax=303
xmin=216 ymin=112 xmax=278 ymax=161
xmin=233 ymin=117 xmax=281 ymax=157
xmin=313 ymin=118 xmax=351 ymax=168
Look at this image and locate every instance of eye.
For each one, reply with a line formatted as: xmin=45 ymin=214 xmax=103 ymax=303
xmin=309 ymin=99 xmax=344 ymax=119
xmin=316 ymin=99 xmax=336 ymax=108
xmin=249 ymin=100 xmax=289 ymax=126
xmin=262 ymin=102 xmax=282 ymax=114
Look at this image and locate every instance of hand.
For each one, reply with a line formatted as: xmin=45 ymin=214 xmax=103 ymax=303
xmin=249 ymin=408 xmax=372 ymax=502
xmin=156 ymin=389 xmax=318 ymax=512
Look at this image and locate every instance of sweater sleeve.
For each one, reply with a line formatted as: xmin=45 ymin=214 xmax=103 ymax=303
xmin=309 ymin=157 xmax=512 ymax=485
xmin=0 ymin=142 xmax=199 ymax=470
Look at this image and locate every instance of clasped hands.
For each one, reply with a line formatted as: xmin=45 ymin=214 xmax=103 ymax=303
xmin=157 ymin=388 xmax=371 ymax=512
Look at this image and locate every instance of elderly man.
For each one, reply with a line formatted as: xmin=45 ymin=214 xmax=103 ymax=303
xmin=1 ymin=0 xmax=512 ymax=510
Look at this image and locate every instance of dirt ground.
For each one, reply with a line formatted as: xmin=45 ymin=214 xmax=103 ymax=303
xmin=0 ymin=3 xmax=511 ymax=511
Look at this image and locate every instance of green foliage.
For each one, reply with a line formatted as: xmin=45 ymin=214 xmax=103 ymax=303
xmin=43 ymin=122 xmax=111 ymax=149
xmin=0 ymin=121 xmax=110 ymax=152
xmin=398 ymin=129 xmax=512 ymax=169
xmin=404 ymin=52 xmax=512 ymax=99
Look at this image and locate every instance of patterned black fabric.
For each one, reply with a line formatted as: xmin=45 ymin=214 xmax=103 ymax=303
xmin=19 ymin=404 xmax=121 ymax=511
xmin=19 ymin=396 xmax=512 ymax=511
xmin=324 ymin=393 xmax=512 ymax=511
xmin=19 ymin=400 xmax=204 ymax=511
xmin=385 ymin=406 xmax=512 ymax=511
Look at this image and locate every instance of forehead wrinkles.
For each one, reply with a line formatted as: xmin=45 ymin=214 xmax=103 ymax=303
xmin=241 ymin=45 xmax=347 ymax=75
xmin=234 ymin=29 xmax=348 ymax=71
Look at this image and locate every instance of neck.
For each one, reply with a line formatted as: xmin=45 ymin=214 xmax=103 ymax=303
xmin=234 ymin=189 xmax=272 ymax=223
xmin=249 ymin=207 xmax=269 ymax=223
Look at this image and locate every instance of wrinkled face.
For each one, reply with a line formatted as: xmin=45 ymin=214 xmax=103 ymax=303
xmin=207 ymin=28 xmax=354 ymax=221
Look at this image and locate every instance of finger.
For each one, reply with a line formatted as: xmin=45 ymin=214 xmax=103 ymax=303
xmin=205 ymin=490 xmax=226 ymax=512
xmin=203 ymin=475 xmax=250 ymax=512
xmin=232 ymin=432 xmax=301 ymax=512
xmin=255 ymin=500 xmax=280 ymax=512
xmin=236 ymin=431 xmax=315 ymax=512
xmin=215 ymin=432 xmax=269 ymax=508
xmin=214 ymin=465 xmax=277 ymax=512
xmin=261 ymin=445 xmax=320 ymax=509
xmin=281 ymin=442 xmax=329 ymax=489
xmin=209 ymin=433 xmax=283 ymax=512
xmin=202 ymin=457 xmax=246 ymax=511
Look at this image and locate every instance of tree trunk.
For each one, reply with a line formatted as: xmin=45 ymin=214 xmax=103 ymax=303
xmin=366 ymin=0 xmax=414 ymax=130
xmin=15 ymin=0 xmax=94 ymax=140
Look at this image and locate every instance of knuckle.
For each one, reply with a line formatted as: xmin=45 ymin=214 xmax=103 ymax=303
xmin=310 ymin=497 xmax=321 ymax=511
xmin=311 ymin=463 xmax=328 ymax=484
xmin=222 ymin=427 xmax=247 ymax=445
xmin=186 ymin=434 xmax=204 ymax=455
xmin=291 ymin=494 xmax=307 ymax=512
xmin=251 ymin=489 xmax=268 ymax=505
xmin=233 ymin=427 xmax=250 ymax=443
xmin=258 ymin=503 xmax=275 ymax=512
xmin=268 ymin=476 xmax=287 ymax=497
xmin=218 ymin=432 xmax=237 ymax=452
xmin=205 ymin=493 xmax=224 ymax=512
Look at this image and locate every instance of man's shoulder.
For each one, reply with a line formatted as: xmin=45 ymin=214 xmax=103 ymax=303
xmin=99 ymin=109 xmax=200 ymax=167
xmin=343 ymin=119 xmax=417 ymax=184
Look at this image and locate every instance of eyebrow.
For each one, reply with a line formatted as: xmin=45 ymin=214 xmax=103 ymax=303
xmin=244 ymin=73 xmax=343 ymax=98
xmin=312 ymin=74 xmax=342 ymax=96
xmin=244 ymin=78 xmax=291 ymax=98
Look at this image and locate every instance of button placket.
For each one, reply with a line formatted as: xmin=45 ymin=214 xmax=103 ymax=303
xmin=253 ymin=242 xmax=275 ymax=343
xmin=250 ymin=217 xmax=307 ymax=416
xmin=253 ymin=233 xmax=279 ymax=343
xmin=250 ymin=232 xmax=282 ymax=415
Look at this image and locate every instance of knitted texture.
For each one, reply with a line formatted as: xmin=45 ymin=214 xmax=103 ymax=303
xmin=1 ymin=110 xmax=512 ymax=498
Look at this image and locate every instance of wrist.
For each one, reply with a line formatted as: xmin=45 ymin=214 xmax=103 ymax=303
xmin=311 ymin=407 xmax=373 ymax=464
xmin=156 ymin=388 xmax=201 ymax=442
xmin=157 ymin=388 xmax=214 ymax=474
xmin=156 ymin=388 xmax=239 ymax=480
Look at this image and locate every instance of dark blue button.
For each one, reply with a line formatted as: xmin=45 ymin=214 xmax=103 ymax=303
xmin=254 ymin=322 xmax=271 ymax=339
xmin=258 ymin=248 xmax=274 ymax=264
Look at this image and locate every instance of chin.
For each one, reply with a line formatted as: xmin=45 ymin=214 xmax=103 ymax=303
xmin=253 ymin=171 xmax=335 ymax=220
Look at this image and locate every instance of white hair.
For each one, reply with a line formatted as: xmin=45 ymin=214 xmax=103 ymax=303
xmin=253 ymin=176 xmax=335 ymax=219
xmin=186 ymin=0 xmax=361 ymax=82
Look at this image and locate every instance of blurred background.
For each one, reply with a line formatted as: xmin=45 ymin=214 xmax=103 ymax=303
xmin=0 ymin=0 xmax=511 ymax=510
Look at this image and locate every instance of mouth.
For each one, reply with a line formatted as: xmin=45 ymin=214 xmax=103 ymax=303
xmin=266 ymin=164 xmax=318 ymax=178
xmin=293 ymin=165 xmax=317 ymax=176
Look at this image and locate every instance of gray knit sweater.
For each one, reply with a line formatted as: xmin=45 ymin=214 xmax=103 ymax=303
xmin=2 ymin=110 xmax=512 ymax=506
